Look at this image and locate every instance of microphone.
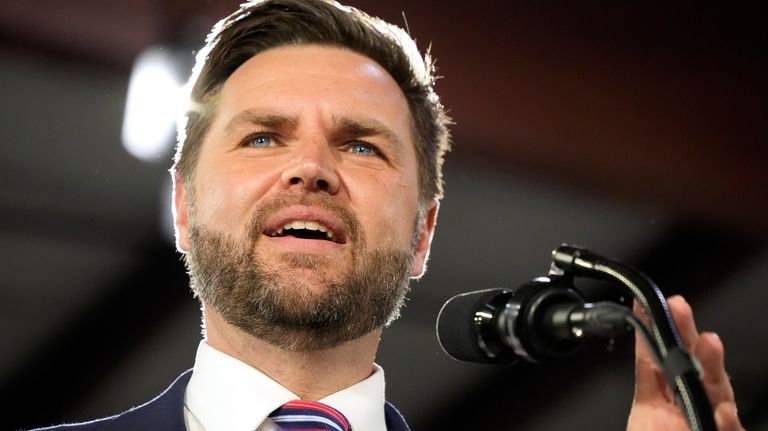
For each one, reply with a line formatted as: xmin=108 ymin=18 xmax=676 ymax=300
xmin=436 ymin=277 xmax=632 ymax=364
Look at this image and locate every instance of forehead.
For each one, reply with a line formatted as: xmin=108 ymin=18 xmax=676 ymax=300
xmin=215 ymin=45 xmax=412 ymax=132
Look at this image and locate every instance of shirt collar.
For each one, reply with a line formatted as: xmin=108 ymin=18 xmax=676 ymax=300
xmin=321 ymin=361 xmax=386 ymax=431
xmin=184 ymin=340 xmax=387 ymax=431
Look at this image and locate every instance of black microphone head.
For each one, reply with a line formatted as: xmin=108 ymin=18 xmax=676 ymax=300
xmin=436 ymin=288 xmax=518 ymax=364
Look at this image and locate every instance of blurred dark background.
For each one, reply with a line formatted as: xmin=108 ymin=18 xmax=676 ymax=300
xmin=1 ymin=1 xmax=766 ymax=430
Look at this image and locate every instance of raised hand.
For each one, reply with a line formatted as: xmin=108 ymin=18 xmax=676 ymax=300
xmin=627 ymin=296 xmax=743 ymax=431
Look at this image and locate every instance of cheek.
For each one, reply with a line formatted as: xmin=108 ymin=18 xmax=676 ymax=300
xmin=193 ymin=182 xmax=238 ymax=229
xmin=193 ymin=166 xmax=266 ymax=232
xmin=356 ymin=176 xmax=419 ymax=247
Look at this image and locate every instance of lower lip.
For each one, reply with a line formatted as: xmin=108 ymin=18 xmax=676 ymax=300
xmin=262 ymin=235 xmax=345 ymax=254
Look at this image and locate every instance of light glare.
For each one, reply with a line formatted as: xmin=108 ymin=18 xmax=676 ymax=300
xmin=121 ymin=47 xmax=186 ymax=162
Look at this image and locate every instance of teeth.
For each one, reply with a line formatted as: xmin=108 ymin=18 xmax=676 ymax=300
xmin=278 ymin=220 xmax=334 ymax=239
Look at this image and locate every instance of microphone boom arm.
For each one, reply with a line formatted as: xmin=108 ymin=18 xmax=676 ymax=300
xmin=550 ymin=244 xmax=716 ymax=431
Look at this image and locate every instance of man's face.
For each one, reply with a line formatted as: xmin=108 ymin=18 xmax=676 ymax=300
xmin=174 ymin=45 xmax=437 ymax=350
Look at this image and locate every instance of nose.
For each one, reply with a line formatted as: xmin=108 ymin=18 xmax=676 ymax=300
xmin=280 ymin=141 xmax=340 ymax=194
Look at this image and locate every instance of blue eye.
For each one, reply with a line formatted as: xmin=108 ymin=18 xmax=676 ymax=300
xmin=349 ymin=142 xmax=378 ymax=157
xmin=244 ymin=134 xmax=274 ymax=148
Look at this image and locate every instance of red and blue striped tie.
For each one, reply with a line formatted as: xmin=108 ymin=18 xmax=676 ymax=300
xmin=268 ymin=400 xmax=351 ymax=431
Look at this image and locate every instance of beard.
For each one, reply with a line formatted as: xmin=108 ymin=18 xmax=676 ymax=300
xmin=184 ymin=193 xmax=415 ymax=351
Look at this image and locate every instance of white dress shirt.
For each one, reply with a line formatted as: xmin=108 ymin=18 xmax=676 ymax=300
xmin=183 ymin=341 xmax=388 ymax=431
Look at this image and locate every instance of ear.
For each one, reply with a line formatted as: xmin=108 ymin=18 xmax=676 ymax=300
xmin=172 ymin=172 xmax=191 ymax=253
xmin=410 ymin=199 xmax=440 ymax=279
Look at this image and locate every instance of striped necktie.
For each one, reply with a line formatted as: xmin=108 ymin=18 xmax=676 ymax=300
xmin=268 ymin=400 xmax=351 ymax=431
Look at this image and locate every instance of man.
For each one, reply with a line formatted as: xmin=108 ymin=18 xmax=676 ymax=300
xmin=36 ymin=0 xmax=742 ymax=430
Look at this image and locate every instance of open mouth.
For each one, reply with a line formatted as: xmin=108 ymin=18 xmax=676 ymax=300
xmin=265 ymin=220 xmax=344 ymax=244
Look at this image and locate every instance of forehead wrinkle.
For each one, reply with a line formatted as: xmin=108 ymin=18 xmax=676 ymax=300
xmin=223 ymin=109 xmax=300 ymax=136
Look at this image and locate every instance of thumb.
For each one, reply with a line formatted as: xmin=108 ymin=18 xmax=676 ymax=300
xmin=632 ymin=300 xmax=672 ymax=403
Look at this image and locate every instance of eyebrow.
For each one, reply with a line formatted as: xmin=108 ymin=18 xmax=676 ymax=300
xmin=223 ymin=110 xmax=299 ymax=136
xmin=223 ymin=109 xmax=405 ymax=149
xmin=334 ymin=116 xmax=405 ymax=149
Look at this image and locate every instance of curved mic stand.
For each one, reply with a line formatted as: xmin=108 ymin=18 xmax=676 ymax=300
xmin=550 ymin=244 xmax=716 ymax=431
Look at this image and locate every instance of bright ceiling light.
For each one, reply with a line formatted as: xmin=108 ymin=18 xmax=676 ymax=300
xmin=121 ymin=46 xmax=189 ymax=163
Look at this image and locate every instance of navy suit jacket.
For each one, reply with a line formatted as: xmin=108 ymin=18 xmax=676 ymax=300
xmin=33 ymin=370 xmax=410 ymax=431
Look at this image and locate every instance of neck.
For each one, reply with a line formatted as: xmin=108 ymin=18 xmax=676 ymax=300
xmin=203 ymin=308 xmax=382 ymax=401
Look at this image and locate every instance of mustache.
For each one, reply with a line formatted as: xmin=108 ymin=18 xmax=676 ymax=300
xmin=246 ymin=192 xmax=362 ymax=245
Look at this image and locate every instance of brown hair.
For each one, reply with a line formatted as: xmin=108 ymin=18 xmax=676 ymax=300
xmin=172 ymin=0 xmax=451 ymax=202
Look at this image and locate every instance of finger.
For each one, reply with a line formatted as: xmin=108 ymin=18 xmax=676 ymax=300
xmin=666 ymin=295 xmax=699 ymax=349
xmin=714 ymin=401 xmax=744 ymax=431
xmin=633 ymin=321 xmax=672 ymax=403
xmin=633 ymin=298 xmax=650 ymax=325
xmin=694 ymin=332 xmax=735 ymax=405
xmin=632 ymin=300 xmax=673 ymax=402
